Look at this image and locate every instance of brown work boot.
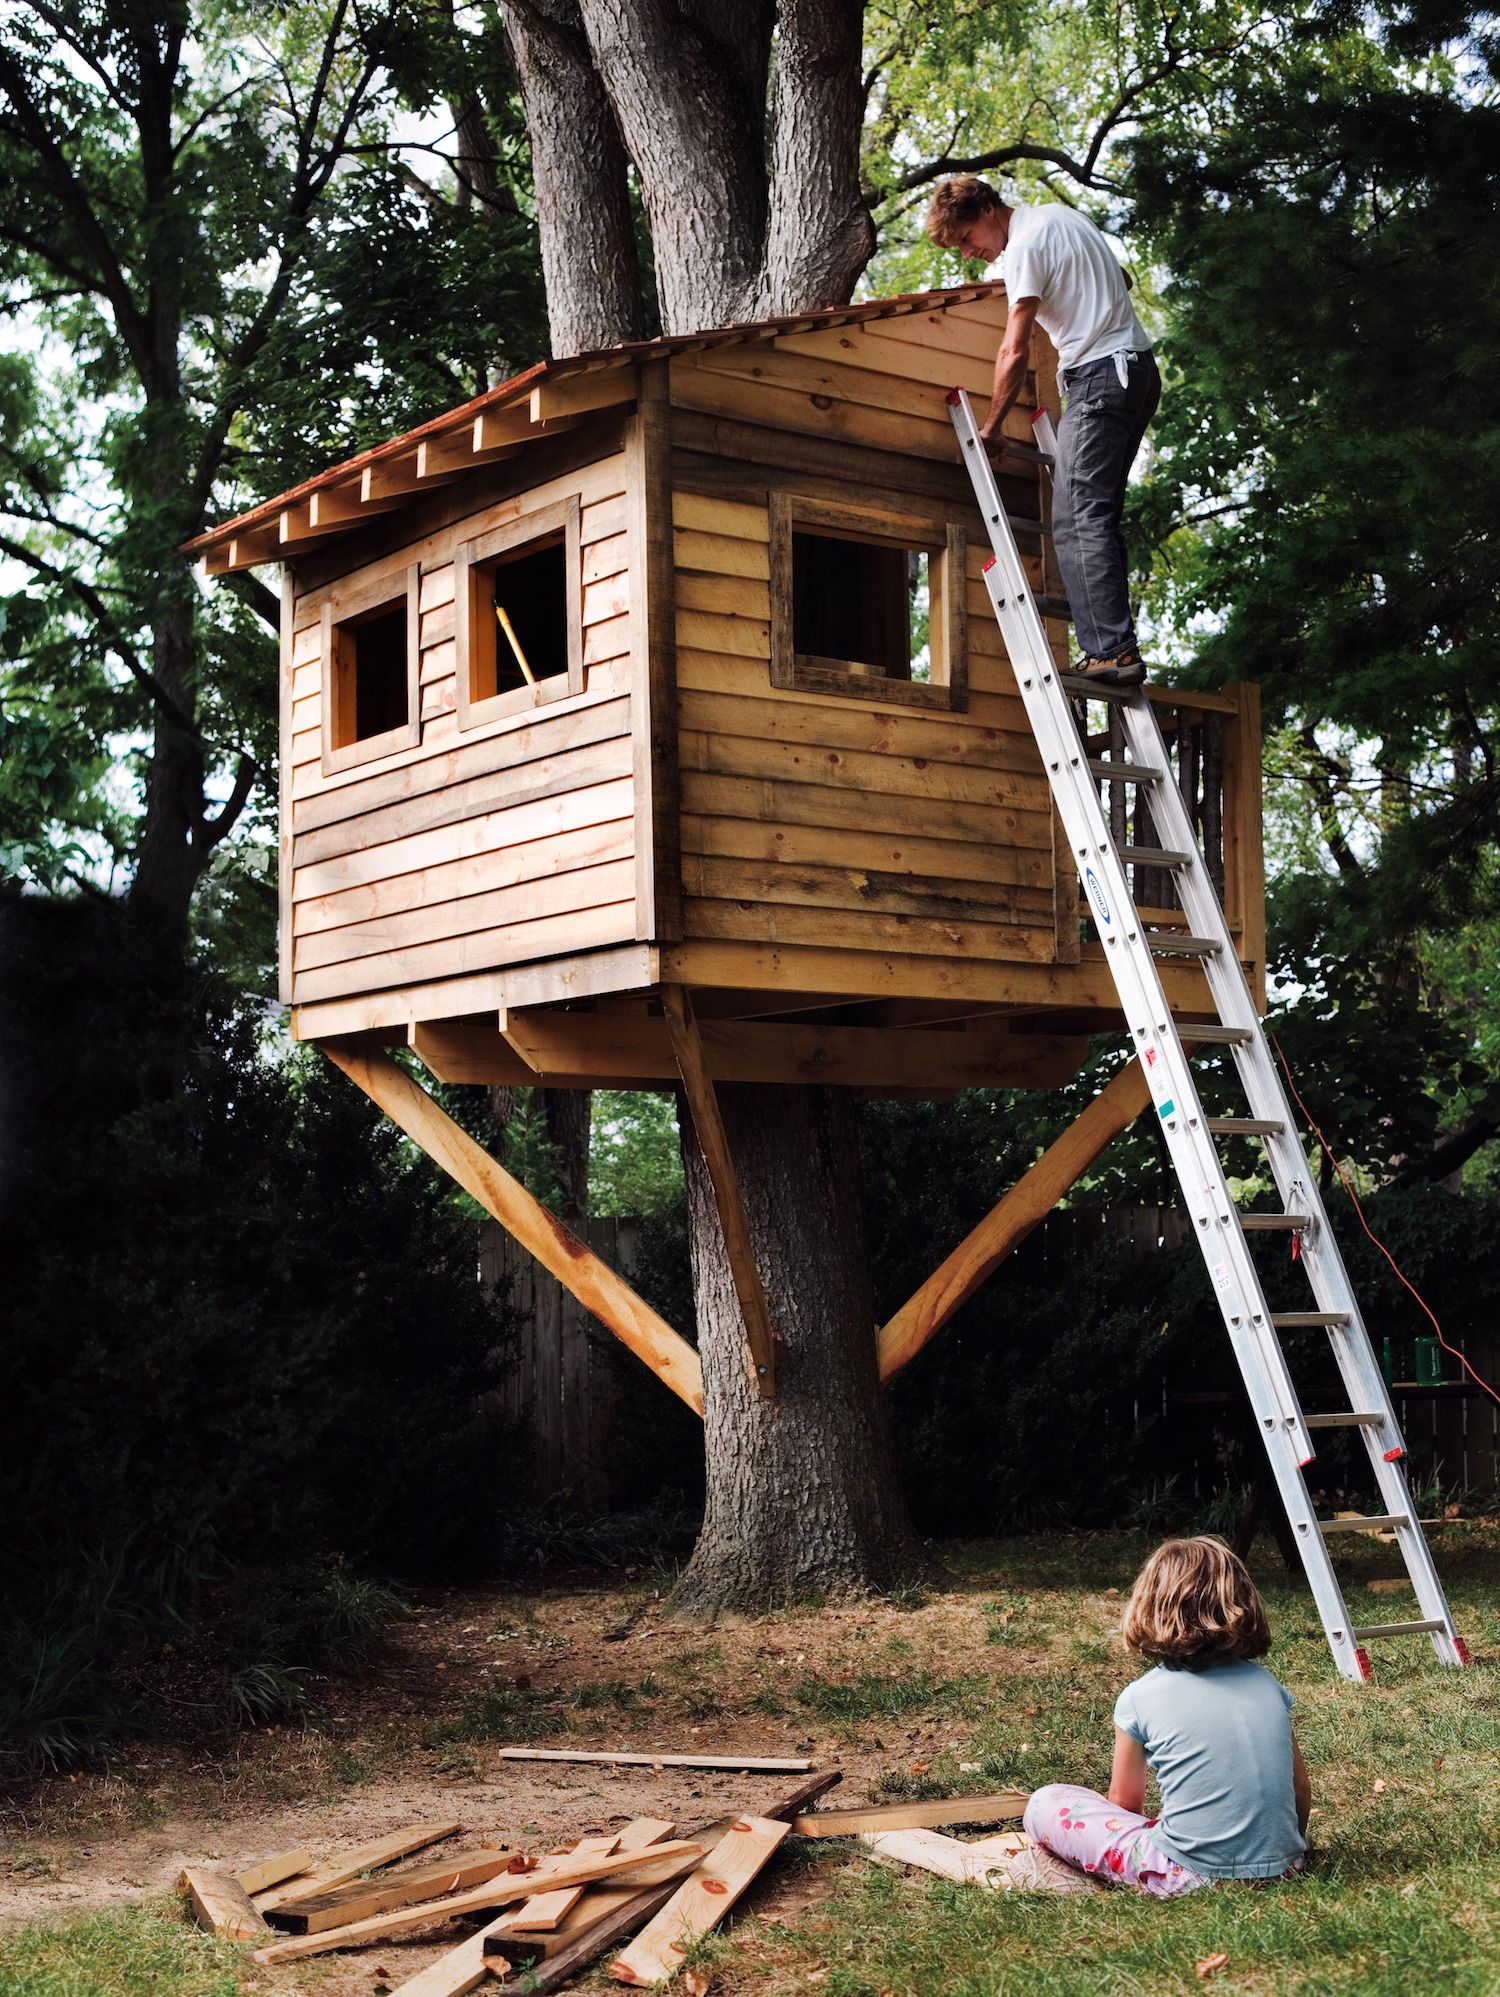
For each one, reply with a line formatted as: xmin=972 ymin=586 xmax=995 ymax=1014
xmin=1074 ymin=645 xmax=1147 ymax=689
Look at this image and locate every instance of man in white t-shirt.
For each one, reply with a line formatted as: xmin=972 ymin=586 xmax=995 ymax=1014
xmin=926 ymin=176 xmax=1160 ymax=687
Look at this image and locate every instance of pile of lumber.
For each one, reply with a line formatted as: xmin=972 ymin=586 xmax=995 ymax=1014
xmin=179 ymin=1768 xmax=1036 ymax=1990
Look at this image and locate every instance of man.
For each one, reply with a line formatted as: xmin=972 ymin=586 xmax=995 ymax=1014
xmin=925 ymin=177 xmax=1159 ymax=688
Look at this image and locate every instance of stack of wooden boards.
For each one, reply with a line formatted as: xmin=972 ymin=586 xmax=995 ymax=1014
xmin=179 ymin=1775 xmax=1035 ymax=1990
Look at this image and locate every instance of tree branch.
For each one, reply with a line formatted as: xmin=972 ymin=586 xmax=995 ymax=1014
xmin=891 ymin=141 xmax=1120 ymax=198
xmin=196 ymin=751 xmax=259 ymax=851
xmin=220 ymin=568 xmax=281 ymax=631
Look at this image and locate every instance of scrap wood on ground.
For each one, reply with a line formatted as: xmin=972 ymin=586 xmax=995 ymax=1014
xmin=176 ymin=1764 xmax=1080 ymax=1987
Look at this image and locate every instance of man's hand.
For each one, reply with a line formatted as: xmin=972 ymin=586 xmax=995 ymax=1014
xmin=978 ymin=417 xmax=1008 ymax=464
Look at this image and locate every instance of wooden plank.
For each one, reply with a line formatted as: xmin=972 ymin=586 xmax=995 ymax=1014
xmin=681 ymin=853 xmax=1053 ymax=930
xmin=677 ymin=766 xmax=1052 ymax=854
xmin=533 ymin=371 xmax=637 ymax=422
xmin=663 ymin=984 xmax=777 ymax=1396
xmin=877 ymin=1057 xmax=1178 ymax=1380
xmin=278 ymin=572 xmax=295 ymax=1006
xmin=674 ymin=527 xmax=771 ymax=580
xmin=675 ymin=571 xmax=769 ymax=619
xmin=680 ymin=808 xmax=1052 ymax=892
xmin=491 ymin=1834 xmax=620 ymax=1936
xmin=670 ymin=490 xmax=769 ymax=542
xmin=1221 ymin=680 xmax=1265 ymax=1010
xmin=387 ymin=1929 xmax=510 ymax=1997
xmin=772 ymin=325 xmax=995 ymax=398
xmin=679 ymin=726 xmax=1050 ymax=814
xmin=181 ymin=1868 xmax=270 ymax=1941
xmin=324 ymin=1044 xmax=704 ymax=1413
xmin=695 ymin=342 xmax=991 ymax=428
xmin=677 ymin=686 xmax=1043 ymax=778
xmin=235 ymin=1849 xmax=313 ymax=1896
xmin=671 ymin=358 xmax=987 ymax=463
xmin=293 ymin=857 xmax=636 ymax=972
xmin=268 ymin=1846 xmax=517 ymax=1935
xmin=627 ymin=359 xmax=681 ymax=942
xmin=791 ymin=1794 xmax=1028 ymax=1838
xmin=251 ymin=1840 xmax=705 ymax=1966
xmin=494 ymin=1747 xmax=812 ymax=1771
xmin=263 ymin=1822 xmax=464 ymax=1911
xmin=683 ymin=897 xmax=1058 ymax=968
xmin=412 ymin=1014 xmax=1083 ymax=1095
xmin=608 ymin=1815 xmax=789 ymax=1986
xmin=860 ymin=1827 xmax=1012 ymax=1885
xmin=289 ymin=941 xmax=660 ymax=1043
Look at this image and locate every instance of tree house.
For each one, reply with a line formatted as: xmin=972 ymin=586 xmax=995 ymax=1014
xmin=190 ymin=281 xmax=1265 ymax=1407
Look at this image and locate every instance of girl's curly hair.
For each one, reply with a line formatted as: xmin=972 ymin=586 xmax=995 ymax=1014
xmin=1122 ymin=1536 xmax=1272 ymax=1667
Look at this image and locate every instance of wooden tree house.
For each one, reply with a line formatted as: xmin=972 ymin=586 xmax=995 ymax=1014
xmin=189 ymin=281 xmax=1265 ymax=1410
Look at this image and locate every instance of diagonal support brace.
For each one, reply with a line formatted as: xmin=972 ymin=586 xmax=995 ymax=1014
xmin=325 ymin=1039 xmax=704 ymax=1415
xmin=877 ymin=1054 xmax=1171 ymax=1382
xmin=662 ymin=986 xmax=779 ymax=1396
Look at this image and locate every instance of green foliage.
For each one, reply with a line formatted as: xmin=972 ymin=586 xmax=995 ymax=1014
xmin=0 ymin=890 xmax=519 ymax=1771
xmin=590 ymin=1090 xmax=684 ymax=1216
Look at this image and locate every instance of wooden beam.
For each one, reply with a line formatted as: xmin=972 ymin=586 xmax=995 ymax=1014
xmin=308 ymin=481 xmax=404 ymax=529
xmin=261 ymin=1822 xmax=463 ymax=1911
xmin=663 ymin=984 xmax=778 ymax=1397
xmin=416 ymin=430 xmax=522 ymax=479
xmin=324 ymin=1041 xmax=704 ymax=1414
xmin=532 ymin=371 xmax=637 ymax=421
xmin=608 ymin=1816 xmax=788 ymax=1986
xmin=860 ymin=1827 xmax=1014 ymax=1885
xmin=496 ymin=1748 xmax=812 ymax=1772
xmin=266 ymin=1846 xmax=517 ymax=1935
xmin=877 ymin=1057 xmax=1171 ymax=1381
xmin=251 ymin=1840 xmax=705 ymax=1966
xmin=791 ymin=1793 xmax=1028 ymax=1837
xmin=235 ymin=1849 xmax=313 ymax=1896
xmin=181 ymin=1868 xmax=270 ymax=1941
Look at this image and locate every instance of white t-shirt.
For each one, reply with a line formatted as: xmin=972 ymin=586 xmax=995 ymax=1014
xmin=986 ymin=203 xmax=1149 ymax=372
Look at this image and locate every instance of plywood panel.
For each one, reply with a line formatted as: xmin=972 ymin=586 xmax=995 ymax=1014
xmin=292 ymin=897 xmax=638 ymax=1004
xmin=295 ymin=856 xmax=637 ymax=971
xmin=295 ymin=815 xmax=635 ymax=936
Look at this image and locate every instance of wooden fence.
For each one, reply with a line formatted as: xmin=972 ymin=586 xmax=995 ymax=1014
xmin=481 ymin=1205 xmax=1499 ymax=1503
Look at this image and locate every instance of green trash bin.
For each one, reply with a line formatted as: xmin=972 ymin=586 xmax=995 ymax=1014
xmin=1414 ymin=1334 xmax=1444 ymax=1386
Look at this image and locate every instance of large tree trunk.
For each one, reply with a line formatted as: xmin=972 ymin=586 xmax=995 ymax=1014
xmin=671 ymin=1083 xmax=928 ymax=1614
xmin=498 ymin=0 xmax=645 ymax=353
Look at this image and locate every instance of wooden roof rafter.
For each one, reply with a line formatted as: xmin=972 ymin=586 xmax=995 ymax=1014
xmin=186 ymin=281 xmax=1008 ymax=575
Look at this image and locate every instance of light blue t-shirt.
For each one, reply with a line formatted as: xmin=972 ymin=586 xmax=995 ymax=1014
xmin=1113 ymin=1656 xmax=1306 ymax=1879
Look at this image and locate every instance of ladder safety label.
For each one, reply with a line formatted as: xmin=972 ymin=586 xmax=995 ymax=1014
xmin=1084 ymin=865 xmax=1112 ymax=928
xmin=1213 ymin=1262 xmax=1232 ymax=1296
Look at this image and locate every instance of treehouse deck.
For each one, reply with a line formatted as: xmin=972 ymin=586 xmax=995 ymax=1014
xmin=190 ymin=280 xmax=1264 ymax=1099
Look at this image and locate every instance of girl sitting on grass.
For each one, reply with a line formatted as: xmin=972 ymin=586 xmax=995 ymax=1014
xmin=1024 ymin=1536 xmax=1311 ymax=1895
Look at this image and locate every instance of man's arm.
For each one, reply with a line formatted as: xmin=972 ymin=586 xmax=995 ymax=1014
xmin=979 ymin=293 xmax=1040 ymax=459
xmin=1107 ymin=1728 xmax=1149 ymax=1814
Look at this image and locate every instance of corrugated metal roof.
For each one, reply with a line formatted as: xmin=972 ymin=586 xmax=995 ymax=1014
xmin=185 ymin=281 xmax=1005 ymax=563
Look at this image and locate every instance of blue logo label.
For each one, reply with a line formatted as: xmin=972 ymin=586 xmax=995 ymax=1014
xmin=1084 ymin=866 xmax=1112 ymax=928
xmin=1158 ymin=1099 xmax=1176 ymax=1120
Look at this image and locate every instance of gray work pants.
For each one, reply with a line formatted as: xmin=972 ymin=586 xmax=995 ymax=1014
xmin=1052 ymin=349 xmax=1160 ymax=659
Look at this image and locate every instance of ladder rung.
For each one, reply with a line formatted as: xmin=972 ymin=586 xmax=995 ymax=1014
xmin=1119 ymin=843 xmax=1194 ymax=867
xmin=1182 ymin=1024 xmax=1254 ymax=1045
xmin=1087 ymin=757 xmax=1163 ymax=784
xmin=1319 ymin=1514 xmax=1408 ymax=1535
xmin=1304 ymin=1411 xmax=1384 ymax=1428
xmin=1059 ymin=672 xmax=1140 ymax=703
xmin=1272 ymin=1311 xmax=1351 ymax=1328
xmin=1350 ymin=1619 xmax=1447 ymax=1641
xmin=1145 ymin=934 xmax=1221 ymax=958
xmin=1207 ymin=1117 xmax=1285 ymax=1136
xmin=1239 ymin=1212 xmax=1313 ymax=1230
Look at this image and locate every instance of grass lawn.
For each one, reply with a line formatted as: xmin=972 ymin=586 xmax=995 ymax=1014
xmin=1 ymin=1526 xmax=1496 ymax=1995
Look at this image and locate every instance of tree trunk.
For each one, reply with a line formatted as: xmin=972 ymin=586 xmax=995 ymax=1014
xmin=671 ymin=1082 xmax=929 ymax=1614
xmin=498 ymin=0 xmax=646 ymax=353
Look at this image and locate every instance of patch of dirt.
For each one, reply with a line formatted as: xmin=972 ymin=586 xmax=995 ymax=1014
xmin=0 ymin=1559 xmax=1059 ymax=1989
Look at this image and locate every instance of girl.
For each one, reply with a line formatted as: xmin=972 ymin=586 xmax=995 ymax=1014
xmin=1024 ymin=1536 xmax=1311 ymax=1896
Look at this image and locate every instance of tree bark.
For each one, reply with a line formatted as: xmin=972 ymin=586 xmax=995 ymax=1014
xmin=762 ymin=0 xmax=874 ymax=316
xmin=670 ymin=1083 xmax=929 ymax=1615
xmin=498 ymin=0 xmax=645 ymax=353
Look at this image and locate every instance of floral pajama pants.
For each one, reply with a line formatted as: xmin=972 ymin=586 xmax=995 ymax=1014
xmin=1024 ymin=1782 xmax=1209 ymax=1899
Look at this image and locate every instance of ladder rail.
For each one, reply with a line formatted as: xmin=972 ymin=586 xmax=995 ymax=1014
xmin=949 ymin=387 xmax=1466 ymax=1680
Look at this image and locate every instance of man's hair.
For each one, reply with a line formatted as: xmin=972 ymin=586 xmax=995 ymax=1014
xmin=1121 ymin=1537 xmax=1272 ymax=1668
xmin=923 ymin=176 xmax=1004 ymax=248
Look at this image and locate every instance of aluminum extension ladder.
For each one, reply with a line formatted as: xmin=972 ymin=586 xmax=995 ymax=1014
xmin=948 ymin=386 xmax=1469 ymax=1683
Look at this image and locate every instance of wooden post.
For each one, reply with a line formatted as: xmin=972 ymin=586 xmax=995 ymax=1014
xmin=325 ymin=1041 xmax=704 ymax=1414
xmin=877 ymin=1055 xmax=1171 ymax=1380
xmin=1221 ymin=680 xmax=1266 ymax=1011
xmin=662 ymin=986 xmax=779 ymax=1396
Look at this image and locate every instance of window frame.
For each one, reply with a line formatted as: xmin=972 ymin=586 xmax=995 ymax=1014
xmin=319 ymin=561 xmax=423 ymax=776
xmin=768 ymin=492 xmax=968 ymax=712
xmin=454 ymin=493 xmax=584 ymax=729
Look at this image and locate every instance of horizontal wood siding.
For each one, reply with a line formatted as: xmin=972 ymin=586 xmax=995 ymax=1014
xmin=287 ymin=452 xmax=637 ymax=1004
xmin=668 ymin=368 xmax=1065 ymax=966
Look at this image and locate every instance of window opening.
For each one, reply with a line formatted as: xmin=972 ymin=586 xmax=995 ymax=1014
xmin=475 ymin=535 xmax=569 ymax=699
xmin=330 ymin=598 xmax=413 ymax=750
xmin=792 ymin=530 xmax=932 ymax=682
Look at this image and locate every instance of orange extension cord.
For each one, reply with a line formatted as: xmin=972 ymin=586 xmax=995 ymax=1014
xmin=1267 ymin=1029 xmax=1500 ymax=1414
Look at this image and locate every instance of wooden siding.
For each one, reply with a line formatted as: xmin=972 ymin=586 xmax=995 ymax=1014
xmin=286 ymin=452 xmax=638 ymax=1006
xmin=667 ymin=295 xmax=1074 ymax=975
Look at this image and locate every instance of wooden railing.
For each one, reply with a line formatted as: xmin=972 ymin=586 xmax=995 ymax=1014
xmin=1084 ymin=681 xmax=1266 ymax=1006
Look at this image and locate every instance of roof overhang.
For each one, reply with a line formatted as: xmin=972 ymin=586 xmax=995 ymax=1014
xmin=184 ymin=282 xmax=1006 ymax=575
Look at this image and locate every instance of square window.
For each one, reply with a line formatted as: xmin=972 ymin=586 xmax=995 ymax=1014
xmin=319 ymin=563 xmax=422 ymax=774
xmin=456 ymin=495 xmax=584 ymax=725
xmin=770 ymin=495 xmax=966 ymax=710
